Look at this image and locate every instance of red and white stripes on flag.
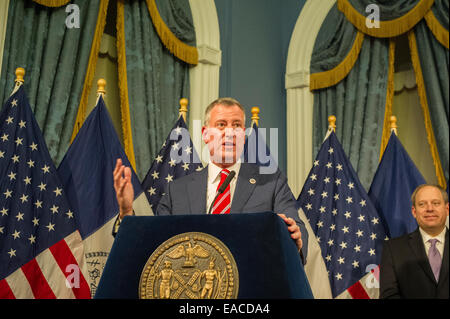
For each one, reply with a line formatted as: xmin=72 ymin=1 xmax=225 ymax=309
xmin=336 ymin=266 xmax=380 ymax=299
xmin=0 ymin=231 xmax=91 ymax=299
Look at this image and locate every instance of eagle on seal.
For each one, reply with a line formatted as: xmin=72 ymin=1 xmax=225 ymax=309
xmin=167 ymin=242 xmax=210 ymax=267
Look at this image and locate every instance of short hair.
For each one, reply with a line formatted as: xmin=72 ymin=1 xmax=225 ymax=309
xmin=411 ymin=184 xmax=449 ymax=207
xmin=203 ymin=97 xmax=246 ymax=126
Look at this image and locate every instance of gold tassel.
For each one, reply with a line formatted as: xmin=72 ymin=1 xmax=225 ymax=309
xmin=116 ymin=0 xmax=137 ymax=172
xmin=424 ymin=10 xmax=449 ymax=49
xmin=70 ymin=0 xmax=109 ymax=144
xmin=408 ymin=30 xmax=446 ymax=189
xmin=145 ymin=0 xmax=198 ymax=65
xmin=337 ymin=0 xmax=434 ymax=38
xmin=379 ymin=39 xmax=396 ymax=161
xmin=32 ymin=0 xmax=71 ymax=7
xmin=310 ymin=31 xmax=364 ymax=90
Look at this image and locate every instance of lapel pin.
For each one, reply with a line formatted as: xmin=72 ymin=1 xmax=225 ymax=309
xmin=249 ymin=178 xmax=256 ymax=184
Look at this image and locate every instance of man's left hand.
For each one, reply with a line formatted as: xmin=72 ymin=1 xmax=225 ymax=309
xmin=278 ymin=213 xmax=303 ymax=252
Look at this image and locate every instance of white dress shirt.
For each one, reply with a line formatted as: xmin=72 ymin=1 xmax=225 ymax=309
xmin=419 ymin=227 xmax=447 ymax=257
xmin=206 ymin=160 xmax=241 ymax=213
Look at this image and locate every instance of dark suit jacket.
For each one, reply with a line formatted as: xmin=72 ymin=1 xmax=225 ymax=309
xmin=156 ymin=163 xmax=309 ymax=261
xmin=380 ymin=228 xmax=449 ymax=299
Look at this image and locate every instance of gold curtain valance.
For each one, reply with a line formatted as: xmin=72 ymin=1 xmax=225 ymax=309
xmin=310 ymin=0 xmax=447 ymax=189
xmin=337 ymin=0 xmax=435 ymax=38
xmin=312 ymin=0 xmax=448 ymax=91
xmin=310 ymin=31 xmax=364 ymax=91
xmin=145 ymin=0 xmax=198 ymax=65
xmin=32 ymin=0 xmax=71 ymax=7
xmin=424 ymin=10 xmax=449 ymax=49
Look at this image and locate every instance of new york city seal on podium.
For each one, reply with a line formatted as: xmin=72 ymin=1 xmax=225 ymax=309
xmin=139 ymin=232 xmax=239 ymax=299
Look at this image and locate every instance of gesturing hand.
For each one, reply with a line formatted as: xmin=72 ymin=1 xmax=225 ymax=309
xmin=113 ymin=158 xmax=135 ymax=219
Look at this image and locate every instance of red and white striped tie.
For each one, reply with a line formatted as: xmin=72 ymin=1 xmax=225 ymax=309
xmin=212 ymin=169 xmax=231 ymax=214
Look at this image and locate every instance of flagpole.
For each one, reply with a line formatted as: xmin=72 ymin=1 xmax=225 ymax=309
xmin=179 ymin=98 xmax=188 ymax=122
xmin=251 ymin=106 xmax=260 ymax=127
xmin=328 ymin=115 xmax=336 ymax=132
xmin=11 ymin=67 xmax=25 ymax=96
xmin=389 ymin=115 xmax=398 ymax=135
xmin=96 ymin=78 xmax=106 ymax=104
xmin=323 ymin=115 xmax=336 ymax=141
xmin=97 ymin=78 xmax=106 ymax=96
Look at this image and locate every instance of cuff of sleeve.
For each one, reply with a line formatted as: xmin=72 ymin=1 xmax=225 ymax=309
xmin=112 ymin=215 xmax=122 ymax=237
xmin=299 ymin=249 xmax=306 ymax=265
xmin=112 ymin=211 xmax=136 ymax=237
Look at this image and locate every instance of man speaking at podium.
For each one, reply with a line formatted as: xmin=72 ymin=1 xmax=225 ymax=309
xmin=113 ymin=98 xmax=308 ymax=263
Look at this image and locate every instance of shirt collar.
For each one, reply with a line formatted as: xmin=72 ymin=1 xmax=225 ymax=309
xmin=419 ymin=227 xmax=447 ymax=244
xmin=208 ymin=160 xmax=241 ymax=184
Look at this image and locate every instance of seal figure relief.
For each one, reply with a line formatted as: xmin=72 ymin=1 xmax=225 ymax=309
xmin=139 ymin=232 xmax=239 ymax=299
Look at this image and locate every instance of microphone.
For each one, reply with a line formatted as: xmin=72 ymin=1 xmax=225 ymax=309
xmin=207 ymin=170 xmax=236 ymax=215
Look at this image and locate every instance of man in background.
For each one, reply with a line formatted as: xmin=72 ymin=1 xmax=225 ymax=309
xmin=380 ymin=184 xmax=449 ymax=298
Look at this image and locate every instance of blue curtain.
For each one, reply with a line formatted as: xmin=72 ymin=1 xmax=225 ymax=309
xmin=414 ymin=18 xmax=449 ymax=181
xmin=311 ymin=5 xmax=389 ymax=190
xmin=122 ymin=0 xmax=195 ymax=181
xmin=310 ymin=6 xmax=358 ymax=75
xmin=310 ymin=0 xmax=449 ymax=189
xmin=0 ymin=0 xmax=102 ymax=166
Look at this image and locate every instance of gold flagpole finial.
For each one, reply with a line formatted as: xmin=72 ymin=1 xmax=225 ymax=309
xmin=15 ymin=67 xmax=25 ymax=84
xmin=179 ymin=98 xmax=188 ymax=122
xmin=389 ymin=115 xmax=398 ymax=135
xmin=97 ymin=78 xmax=106 ymax=95
xmin=328 ymin=115 xmax=336 ymax=132
xmin=251 ymin=106 xmax=260 ymax=126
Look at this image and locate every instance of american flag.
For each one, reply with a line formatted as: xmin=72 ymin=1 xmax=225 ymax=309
xmin=141 ymin=116 xmax=203 ymax=211
xmin=0 ymin=86 xmax=90 ymax=298
xmin=297 ymin=131 xmax=387 ymax=298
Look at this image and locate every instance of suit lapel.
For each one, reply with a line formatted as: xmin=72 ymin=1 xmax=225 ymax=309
xmin=438 ymin=229 xmax=449 ymax=285
xmin=408 ymin=229 xmax=437 ymax=283
xmin=230 ymin=163 xmax=258 ymax=213
xmin=187 ymin=167 xmax=208 ymax=214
